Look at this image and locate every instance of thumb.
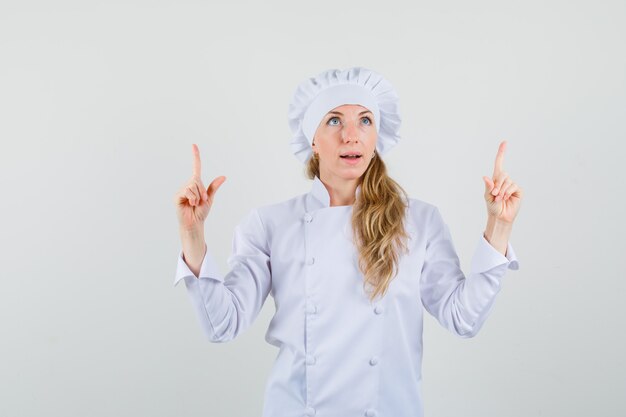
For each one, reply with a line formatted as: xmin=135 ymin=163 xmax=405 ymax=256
xmin=483 ymin=176 xmax=495 ymax=196
xmin=205 ymin=176 xmax=226 ymax=200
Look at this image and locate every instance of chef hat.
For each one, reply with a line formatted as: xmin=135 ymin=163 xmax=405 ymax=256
xmin=287 ymin=66 xmax=402 ymax=164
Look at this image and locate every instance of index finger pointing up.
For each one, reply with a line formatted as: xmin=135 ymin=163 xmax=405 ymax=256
xmin=493 ymin=140 xmax=507 ymax=176
xmin=192 ymin=143 xmax=202 ymax=178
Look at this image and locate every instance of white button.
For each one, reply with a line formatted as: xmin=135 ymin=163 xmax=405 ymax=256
xmin=306 ymin=257 xmax=315 ymax=265
xmin=305 ymin=406 xmax=316 ymax=416
xmin=369 ymin=356 xmax=379 ymax=366
xmin=365 ymin=409 xmax=377 ymax=417
xmin=306 ymin=354 xmax=316 ymax=365
xmin=305 ymin=301 xmax=317 ymax=314
xmin=374 ymin=305 xmax=384 ymax=314
xmin=304 ymin=213 xmax=313 ymax=223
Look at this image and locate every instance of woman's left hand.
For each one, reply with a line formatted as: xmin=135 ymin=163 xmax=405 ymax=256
xmin=482 ymin=140 xmax=523 ymax=224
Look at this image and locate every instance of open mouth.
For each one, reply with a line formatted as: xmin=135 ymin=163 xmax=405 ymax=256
xmin=339 ymin=154 xmax=362 ymax=159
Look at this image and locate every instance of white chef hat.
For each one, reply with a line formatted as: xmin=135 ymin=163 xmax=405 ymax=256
xmin=287 ymin=66 xmax=402 ymax=164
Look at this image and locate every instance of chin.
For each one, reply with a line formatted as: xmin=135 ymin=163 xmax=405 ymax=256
xmin=337 ymin=168 xmax=366 ymax=180
xmin=321 ymin=162 xmax=367 ymax=181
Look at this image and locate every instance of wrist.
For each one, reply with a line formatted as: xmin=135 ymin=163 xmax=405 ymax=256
xmin=179 ymin=226 xmax=205 ymax=239
xmin=487 ymin=214 xmax=512 ymax=228
xmin=484 ymin=216 xmax=512 ymax=256
xmin=179 ymin=228 xmax=207 ymax=277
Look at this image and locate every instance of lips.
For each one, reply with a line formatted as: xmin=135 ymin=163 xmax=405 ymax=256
xmin=340 ymin=151 xmax=362 ymax=159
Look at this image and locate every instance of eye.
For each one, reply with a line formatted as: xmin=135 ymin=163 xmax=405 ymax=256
xmin=361 ymin=117 xmax=372 ymax=125
xmin=327 ymin=117 xmax=340 ymax=126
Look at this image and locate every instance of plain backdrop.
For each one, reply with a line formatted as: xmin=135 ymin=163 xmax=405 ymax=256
xmin=1 ymin=0 xmax=624 ymax=416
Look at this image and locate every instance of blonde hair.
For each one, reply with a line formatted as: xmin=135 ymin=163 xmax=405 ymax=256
xmin=305 ymin=152 xmax=411 ymax=303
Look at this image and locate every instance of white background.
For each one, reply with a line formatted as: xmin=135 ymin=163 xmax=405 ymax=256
xmin=1 ymin=0 xmax=624 ymax=416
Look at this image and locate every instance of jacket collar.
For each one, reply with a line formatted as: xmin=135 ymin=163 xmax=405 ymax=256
xmin=307 ymin=175 xmax=362 ymax=210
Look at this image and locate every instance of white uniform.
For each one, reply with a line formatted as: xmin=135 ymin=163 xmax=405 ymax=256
xmin=174 ymin=175 xmax=520 ymax=417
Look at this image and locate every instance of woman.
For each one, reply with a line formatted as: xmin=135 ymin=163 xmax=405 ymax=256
xmin=173 ymin=67 xmax=522 ymax=417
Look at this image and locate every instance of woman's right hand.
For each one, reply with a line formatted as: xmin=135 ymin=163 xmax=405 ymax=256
xmin=175 ymin=144 xmax=226 ymax=232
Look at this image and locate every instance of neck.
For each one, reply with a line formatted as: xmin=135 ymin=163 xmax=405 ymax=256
xmin=318 ymin=173 xmax=360 ymax=207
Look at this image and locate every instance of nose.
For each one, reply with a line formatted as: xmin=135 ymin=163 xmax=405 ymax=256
xmin=341 ymin=121 xmax=359 ymax=143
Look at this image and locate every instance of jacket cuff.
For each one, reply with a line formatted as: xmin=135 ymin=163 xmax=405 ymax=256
xmin=173 ymin=249 xmax=223 ymax=287
xmin=470 ymin=233 xmax=520 ymax=274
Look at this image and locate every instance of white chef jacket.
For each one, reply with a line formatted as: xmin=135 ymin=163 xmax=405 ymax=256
xmin=174 ymin=175 xmax=520 ymax=417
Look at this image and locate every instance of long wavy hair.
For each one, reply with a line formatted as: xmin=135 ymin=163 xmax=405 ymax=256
xmin=305 ymin=152 xmax=411 ymax=302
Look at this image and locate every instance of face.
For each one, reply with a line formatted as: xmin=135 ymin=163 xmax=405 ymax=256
xmin=311 ymin=104 xmax=377 ymax=183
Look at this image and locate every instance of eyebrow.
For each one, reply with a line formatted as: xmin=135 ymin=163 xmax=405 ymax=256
xmin=327 ymin=110 xmax=373 ymax=116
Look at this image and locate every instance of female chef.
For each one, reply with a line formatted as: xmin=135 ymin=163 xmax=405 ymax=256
xmin=173 ymin=67 xmax=522 ymax=417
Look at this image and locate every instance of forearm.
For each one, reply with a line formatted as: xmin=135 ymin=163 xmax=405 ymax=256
xmin=483 ymin=216 xmax=513 ymax=256
xmin=179 ymin=227 xmax=207 ymax=278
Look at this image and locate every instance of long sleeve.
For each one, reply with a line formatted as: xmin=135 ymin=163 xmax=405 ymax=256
xmin=419 ymin=206 xmax=519 ymax=338
xmin=173 ymin=208 xmax=272 ymax=343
